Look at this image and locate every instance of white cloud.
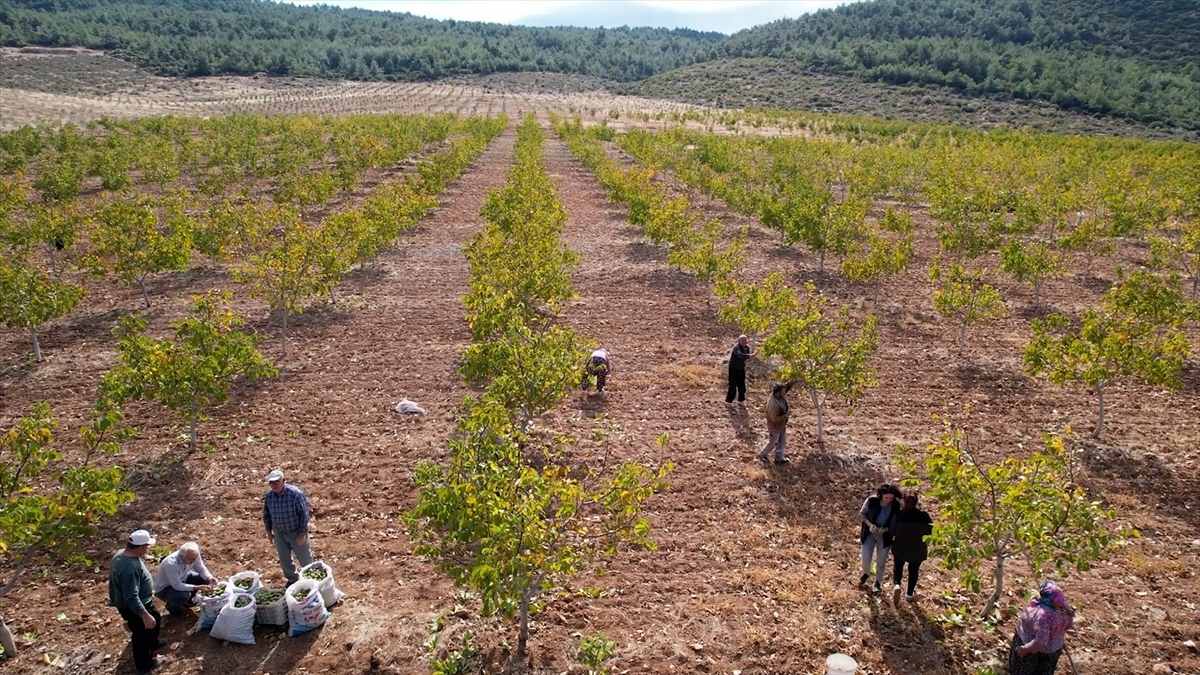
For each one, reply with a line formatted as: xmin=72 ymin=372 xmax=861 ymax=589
xmin=284 ymin=0 xmax=848 ymax=33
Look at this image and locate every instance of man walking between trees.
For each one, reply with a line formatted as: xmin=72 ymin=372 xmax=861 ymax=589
xmin=109 ymin=529 xmax=168 ymax=674
xmin=263 ymin=469 xmax=313 ymax=585
xmin=758 ymin=381 xmax=793 ymax=465
xmin=726 ymin=334 xmax=754 ymax=404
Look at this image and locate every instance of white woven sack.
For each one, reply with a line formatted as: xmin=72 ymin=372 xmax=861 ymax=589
xmin=285 ymin=579 xmax=329 ymax=637
xmin=209 ymin=593 xmax=257 ymax=645
xmin=228 ymin=571 xmax=262 ymax=596
xmin=299 ymin=560 xmax=345 ymax=608
xmin=253 ymin=588 xmax=288 ymax=626
xmin=195 ymin=581 xmax=230 ymax=631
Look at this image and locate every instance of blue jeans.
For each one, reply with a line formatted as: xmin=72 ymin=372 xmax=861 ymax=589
xmin=861 ymin=534 xmax=889 ymax=586
xmin=155 ymin=573 xmax=206 ymax=616
xmin=274 ymin=530 xmax=313 ymax=585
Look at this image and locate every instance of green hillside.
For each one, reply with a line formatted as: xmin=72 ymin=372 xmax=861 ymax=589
xmin=1 ymin=0 xmax=1197 ymax=132
xmin=707 ymin=0 xmax=1200 ymax=130
xmin=0 ymin=0 xmax=721 ymax=80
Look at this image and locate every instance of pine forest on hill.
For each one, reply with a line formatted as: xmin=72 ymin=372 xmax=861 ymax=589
xmin=1 ymin=0 xmax=1198 ymax=133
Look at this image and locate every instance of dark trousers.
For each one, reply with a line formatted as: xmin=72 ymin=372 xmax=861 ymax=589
xmin=892 ymin=558 xmax=922 ymax=595
xmin=117 ymin=603 xmax=161 ymax=672
xmin=581 ymin=358 xmax=608 ymax=391
xmin=726 ymin=368 xmax=746 ymax=402
xmin=155 ymin=572 xmax=205 ymax=615
xmin=1008 ymin=631 xmax=1064 ymax=675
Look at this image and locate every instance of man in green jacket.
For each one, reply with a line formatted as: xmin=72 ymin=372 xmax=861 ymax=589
xmin=109 ymin=529 xmax=168 ymax=674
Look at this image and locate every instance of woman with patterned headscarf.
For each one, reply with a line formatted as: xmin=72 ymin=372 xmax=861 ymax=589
xmin=1009 ymin=582 xmax=1075 ymax=675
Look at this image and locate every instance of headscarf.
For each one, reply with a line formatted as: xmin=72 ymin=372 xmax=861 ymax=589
xmin=1028 ymin=581 xmax=1074 ymax=644
xmin=1032 ymin=582 xmax=1070 ymax=612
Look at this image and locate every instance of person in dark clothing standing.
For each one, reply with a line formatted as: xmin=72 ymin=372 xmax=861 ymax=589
xmin=109 ymin=529 xmax=168 ymax=674
xmin=890 ymin=493 xmax=934 ymax=604
xmin=726 ymin=335 xmax=754 ymax=404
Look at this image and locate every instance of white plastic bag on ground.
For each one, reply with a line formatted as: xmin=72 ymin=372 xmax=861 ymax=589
xmin=253 ymin=587 xmax=288 ymax=626
xmin=299 ymin=560 xmax=345 ymax=608
xmin=394 ymin=398 xmax=426 ymax=414
xmin=195 ymin=581 xmax=230 ymax=631
xmin=285 ymin=579 xmax=329 ymax=637
xmin=209 ymin=592 xmax=257 ymax=645
xmin=228 ymin=571 xmax=262 ymax=596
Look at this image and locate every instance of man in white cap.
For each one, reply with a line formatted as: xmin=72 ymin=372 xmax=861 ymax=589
xmin=263 ymin=469 xmax=313 ymax=585
xmin=109 ymin=529 xmax=168 ymax=674
xmin=153 ymin=541 xmax=217 ymax=617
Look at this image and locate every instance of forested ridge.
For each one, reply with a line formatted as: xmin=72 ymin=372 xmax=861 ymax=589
xmin=0 ymin=0 xmax=722 ymax=80
xmin=1 ymin=0 xmax=1198 ymax=131
xmin=708 ymin=0 xmax=1200 ymax=130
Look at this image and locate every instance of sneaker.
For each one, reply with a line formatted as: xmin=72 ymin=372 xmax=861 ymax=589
xmin=153 ymin=639 xmax=169 ymax=651
xmin=757 ymin=454 xmax=770 ymax=464
xmin=773 ymin=457 xmax=790 ymax=465
xmin=905 ymin=593 xmax=917 ymax=603
xmin=872 ymin=582 xmax=882 ymax=594
xmin=137 ymin=657 xmax=164 ymax=674
xmin=858 ymin=573 xmax=869 ymax=586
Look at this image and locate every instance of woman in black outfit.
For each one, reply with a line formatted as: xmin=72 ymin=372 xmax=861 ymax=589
xmin=890 ymin=493 xmax=934 ymax=603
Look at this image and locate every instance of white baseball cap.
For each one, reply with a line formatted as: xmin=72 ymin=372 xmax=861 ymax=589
xmin=266 ymin=469 xmax=284 ymax=483
xmin=128 ymin=529 xmax=156 ymax=546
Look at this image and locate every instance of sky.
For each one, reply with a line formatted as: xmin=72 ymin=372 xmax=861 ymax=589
xmin=285 ymin=1 xmax=852 ymax=34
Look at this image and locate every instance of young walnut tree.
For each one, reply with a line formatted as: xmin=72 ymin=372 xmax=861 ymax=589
xmin=1024 ymin=270 xmax=1196 ymax=438
xmin=898 ymin=418 xmax=1131 ymax=617
xmin=0 ymin=402 xmax=135 ymax=657
xmin=102 ymin=292 xmax=278 ymax=451
xmin=405 ymin=400 xmax=670 ymax=657
xmin=761 ymin=281 xmax=878 ymax=445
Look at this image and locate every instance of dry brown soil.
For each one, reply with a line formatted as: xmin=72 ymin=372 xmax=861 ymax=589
xmin=0 ymin=70 xmax=1199 ymax=675
xmin=0 ymin=48 xmax=694 ymax=131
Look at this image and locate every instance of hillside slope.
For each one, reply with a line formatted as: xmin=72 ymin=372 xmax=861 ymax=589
xmin=0 ymin=0 xmax=720 ymax=80
xmin=1 ymin=0 xmax=1197 ymax=133
xmin=615 ymin=58 xmax=1199 ymax=142
xmin=705 ymin=0 xmax=1200 ymax=130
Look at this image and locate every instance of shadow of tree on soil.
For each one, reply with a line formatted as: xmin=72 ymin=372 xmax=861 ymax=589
xmin=1082 ymin=442 xmax=1200 ymax=530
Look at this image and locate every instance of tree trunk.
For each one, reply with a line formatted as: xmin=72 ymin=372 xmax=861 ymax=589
xmin=188 ymin=415 xmax=198 ymax=452
xmin=958 ymin=322 xmax=968 ymax=355
xmin=1033 ymin=279 xmax=1042 ymax=307
xmin=982 ymin=554 xmax=1005 ymax=617
xmin=811 ymin=389 xmax=824 ymax=445
xmin=28 ymin=324 xmax=42 ymax=362
xmin=1093 ymin=384 xmax=1106 ymax=438
xmin=1191 ymin=274 xmax=1197 ymax=300
xmin=0 ymin=616 xmax=15 ymax=657
xmin=872 ymin=282 xmax=881 ymax=312
xmin=279 ymin=307 xmax=289 ymax=358
xmin=137 ymin=276 xmax=150 ymax=308
xmin=818 ymin=250 xmax=826 ymax=274
xmin=517 ymin=589 xmax=531 ymax=658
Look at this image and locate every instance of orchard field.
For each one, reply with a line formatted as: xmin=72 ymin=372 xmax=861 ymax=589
xmin=1 ymin=75 xmax=1199 ymax=675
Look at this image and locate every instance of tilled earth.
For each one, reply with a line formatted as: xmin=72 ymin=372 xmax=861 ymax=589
xmin=1 ymin=121 xmax=1198 ymax=675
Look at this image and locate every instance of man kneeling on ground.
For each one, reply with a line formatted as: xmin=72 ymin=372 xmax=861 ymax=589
xmin=153 ymin=541 xmax=217 ymax=617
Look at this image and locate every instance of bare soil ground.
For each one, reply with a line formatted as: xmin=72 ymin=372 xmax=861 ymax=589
xmin=0 ymin=49 xmax=693 ymax=131
xmin=1 ymin=54 xmax=1199 ymax=675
